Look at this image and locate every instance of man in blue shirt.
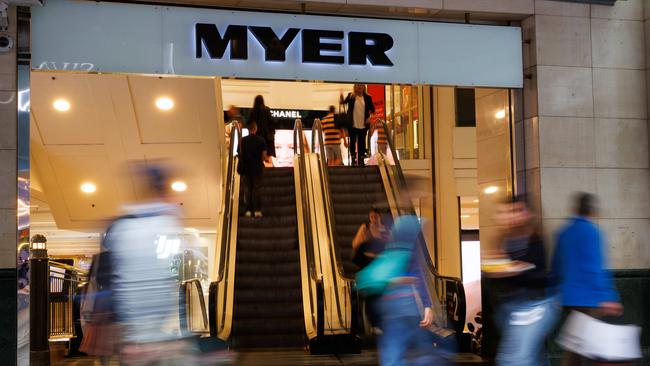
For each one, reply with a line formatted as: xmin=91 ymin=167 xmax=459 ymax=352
xmin=552 ymin=192 xmax=622 ymax=364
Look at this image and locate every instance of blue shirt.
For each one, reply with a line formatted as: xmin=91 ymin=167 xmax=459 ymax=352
xmin=552 ymin=216 xmax=620 ymax=307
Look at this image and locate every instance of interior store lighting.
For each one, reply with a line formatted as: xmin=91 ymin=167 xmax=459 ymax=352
xmin=53 ymin=99 xmax=71 ymax=112
xmin=495 ymin=109 xmax=506 ymax=119
xmin=461 ymin=215 xmax=471 ymax=218
xmin=80 ymin=182 xmax=97 ymax=194
xmin=171 ymin=181 xmax=187 ymax=192
xmin=484 ymin=186 xmax=498 ymax=194
xmin=156 ymin=97 xmax=174 ymax=111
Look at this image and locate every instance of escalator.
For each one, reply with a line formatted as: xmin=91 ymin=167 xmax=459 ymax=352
xmin=231 ymin=167 xmax=305 ymax=348
xmin=328 ymin=166 xmax=388 ymax=276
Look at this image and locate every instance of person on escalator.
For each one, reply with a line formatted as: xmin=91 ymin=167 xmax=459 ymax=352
xmin=321 ymin=105 xmax=347 ymax=166
xmin=352 ymin=205 xmax=392 ymax=330
xmin=238 ymin=121 xmax=268 ymax=218
xmin=340 ymin=84 xmax=375 ymax=166
xmin=248 ymin=95 xmax=275 ymax=163
xmin=352 ymin=205 xmax=392 ymax=269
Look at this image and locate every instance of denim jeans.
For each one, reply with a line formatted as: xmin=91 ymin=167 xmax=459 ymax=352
xmin=495 ymin=294 xmax=560 ymax=366
xmin=378 ymin=288 xmax=452 ymax=366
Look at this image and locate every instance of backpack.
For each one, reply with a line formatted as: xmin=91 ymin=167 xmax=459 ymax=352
xmin=355 ymin=241 xmax=413 ymax=296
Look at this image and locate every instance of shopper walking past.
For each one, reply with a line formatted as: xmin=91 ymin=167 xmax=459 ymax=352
xmin=340 ymin=84 xmax=375 ymax=166
xmin=483 ymin=195 xmax=559 ymax=366
xmin=552 ymin=192 xmax=623 ymax=366
xmin=321 ymin=106 xmax=347 ymax=166
xmin=369 ymin=115 xmax=388 ymax=156
xmin=248 ymin=95 xmax=275 ymax=161
xmin=238 ymin=122 xmax=268 ymax=217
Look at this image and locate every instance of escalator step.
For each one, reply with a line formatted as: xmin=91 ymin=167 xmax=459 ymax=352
xmin=232 ymin=334 xmax=304 ymax=349
xmin=238 ymin=216 xmax=297 ymax=229
xmin=235 ymin=288 xmax=303 ymax=304
xmin=234 ymin=302 xmax=303 ymax=319
xmin=235 ymin=275 xmax=301 ymax=289
xmin=236 ymin=250 xmax=300 ymax=264
xmin=236 ymin=262 xmax=300 ymax=276
xmin=330 ymin=193 xmax=385 ymax=205
xmin=238 ymin=238 xmax=298 ymax=251
xmin=234 ymin=318 xmax=304 ymax=335
xmin=238 ymin=226 xmax=298 ymax=240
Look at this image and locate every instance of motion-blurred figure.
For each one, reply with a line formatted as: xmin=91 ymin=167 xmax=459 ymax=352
xmin=552 ymin=192 xmax=623 ymax=366
xmin=321 ymin=107 xmax=347 ymax=166
xmin=224 ymin=105 xmax=244 ymax=149
xmin=376 ymin=215 xmax=445 ymax=366
xmin=110 ymin=163 xmax=185 ymax=364
xmin=485 ymin=195 xmax=558 ymax=366
xmin=249 ymin=95 xmax=275 ymax=161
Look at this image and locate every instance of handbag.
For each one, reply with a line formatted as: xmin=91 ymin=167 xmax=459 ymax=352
xmin=355 ymin=241 xmax=412 ymax=296
xmin=334 ymin=103 xmax=351 ymax=129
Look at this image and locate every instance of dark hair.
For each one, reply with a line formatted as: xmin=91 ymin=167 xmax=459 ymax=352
xmin=253 ymin=95 xmax=265 ymax=111
xmin=575 ymin=192 xmax=597 ymax=217
xmin=146 ymin=165 xmax=168 ymax=195
xmin=329 ymin=105 xmax=336 ymax=113
xmin=248 ymin=121 xmax=258 ymax=132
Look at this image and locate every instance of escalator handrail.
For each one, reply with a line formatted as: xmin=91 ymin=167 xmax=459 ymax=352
xmin=294 ymin=118 xmax=323 ymax=339
xmin=378 ymin=118 xmax=466 ymax=332
xmin=294 ymin=119 xmax=319 ymax=283
xmin=179 ymin=278 xmax=209 ymax=333
xmin=311 ymin=119 xmax=355 ymax=283
xmin=209 ymin=120 xmax=242 ymax=337
xmin=311 ymin=118 xmax=354 ymax=332
xmin=215 ymin=120 xmax=242 ymax=283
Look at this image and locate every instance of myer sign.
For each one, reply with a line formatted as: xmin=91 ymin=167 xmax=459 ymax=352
xmin=195 ymin=24 xmax=394 ymax=66
xmin=32 ymin=0 xmax=522 ymax=87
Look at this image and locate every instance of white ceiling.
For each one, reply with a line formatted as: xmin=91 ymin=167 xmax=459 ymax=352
xmin=30 ymin=71 xmax=225 ymax=232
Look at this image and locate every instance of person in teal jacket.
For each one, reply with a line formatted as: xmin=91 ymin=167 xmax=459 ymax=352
xmin=552 ymin=192 xmax=623 ymax=365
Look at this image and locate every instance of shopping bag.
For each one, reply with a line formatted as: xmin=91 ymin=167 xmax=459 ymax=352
xmin=556 ymin=310 xmax=642 ymax=362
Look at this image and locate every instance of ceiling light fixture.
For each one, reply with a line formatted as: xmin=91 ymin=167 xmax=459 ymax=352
xmin=460 ymin=215 xmax=471 ymax=218
xmin=171 ymin=181 xmax=187 ymax=192
xmin=484 ymin=186 xmax=498 ymax=195
xmin=495 ymin=109 xmax=506 ymax=119
xmin=53 ymin=99 xmax=71 ymax=112
xmin=156 ymin=97 xmax=174 ymax=111
xmin=80 ymin=182 xmax=96 ymax=194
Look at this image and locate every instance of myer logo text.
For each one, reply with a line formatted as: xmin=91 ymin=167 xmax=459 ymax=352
xmin=195 ymin=24 xmax=394 ymax=66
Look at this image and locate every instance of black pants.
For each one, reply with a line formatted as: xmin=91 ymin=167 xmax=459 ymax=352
xmin=348 ymin=127 xmax=368 ymax=166
xmin=242 ymin=175 xmax=262 ymax=212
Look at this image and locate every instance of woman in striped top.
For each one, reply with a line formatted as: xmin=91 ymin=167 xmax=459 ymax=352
xmin=321 ymin=105 xmax=347 ymax=166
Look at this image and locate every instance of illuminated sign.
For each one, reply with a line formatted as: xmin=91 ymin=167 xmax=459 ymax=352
xmin=271 ymin=109 xmax=302 ymax=119
xmin=195 ymin=24 xmax=394 ymax=66
xmin=32 ymin=1 xmax=523 ymax=87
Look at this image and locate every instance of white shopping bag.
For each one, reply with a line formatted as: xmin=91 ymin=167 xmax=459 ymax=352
xmin=556 ymin=311 xmax=642 ymax=361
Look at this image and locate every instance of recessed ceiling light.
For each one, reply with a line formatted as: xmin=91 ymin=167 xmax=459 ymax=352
xmin=53 ymin=99 xmax=71 ymax=112
xmin=460 ymin=215 xmax=471 ymax=218
xmin=484 ymin=186 xmax=498 ymax=194
xmin=171 ymin=181 xmax=187 ymax=192
xmin=473 ymin=199 xmax=479 ymax=203
xmin=156 ymin=97 xmax=174 ymax=111
xmin=80 ymin=182 xmax=96 ymax=194
xmin=495 ymin=109 xmax=506 ymax=119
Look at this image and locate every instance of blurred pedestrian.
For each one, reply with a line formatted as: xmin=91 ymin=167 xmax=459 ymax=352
xmin=369 ymin=115 xmax=388 ymax=156
xmin=375 ymin=215 xmax=444 ymax=366
xmin=248 ymin=95 xmax=275 ymax=161
xmin=321 ymin=106 xmax=347 ymax=166
xmin=552 ymin=192 xmax=623 ymax=366
xmin=484 ymin=195 xmax=559 ymax=366
xmin=238 ymin=121 xmax=268 ymax=218
xmin=109 ymin=163 xmax=185 ymax=365
xmin=340 ymin=84 xmax=375 ymax=166
xmin=224 ymin=105 xmax=244 ymax=149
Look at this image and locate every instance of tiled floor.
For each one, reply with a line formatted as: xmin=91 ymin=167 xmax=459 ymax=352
xmin=54 ymin=351 xmax=486 ymax=365
xmin=53 ymin=350 xmax=379 ymax=366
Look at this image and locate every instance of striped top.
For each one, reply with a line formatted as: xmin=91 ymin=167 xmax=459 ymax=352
xmin=373 ymin=117 xmax=388 ymax=145
xmin=321 ymin=114 xmax=341 ymax=145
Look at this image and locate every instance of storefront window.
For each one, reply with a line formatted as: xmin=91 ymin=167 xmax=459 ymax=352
xmin=385 ymin=85 xmax=424 ymax=160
